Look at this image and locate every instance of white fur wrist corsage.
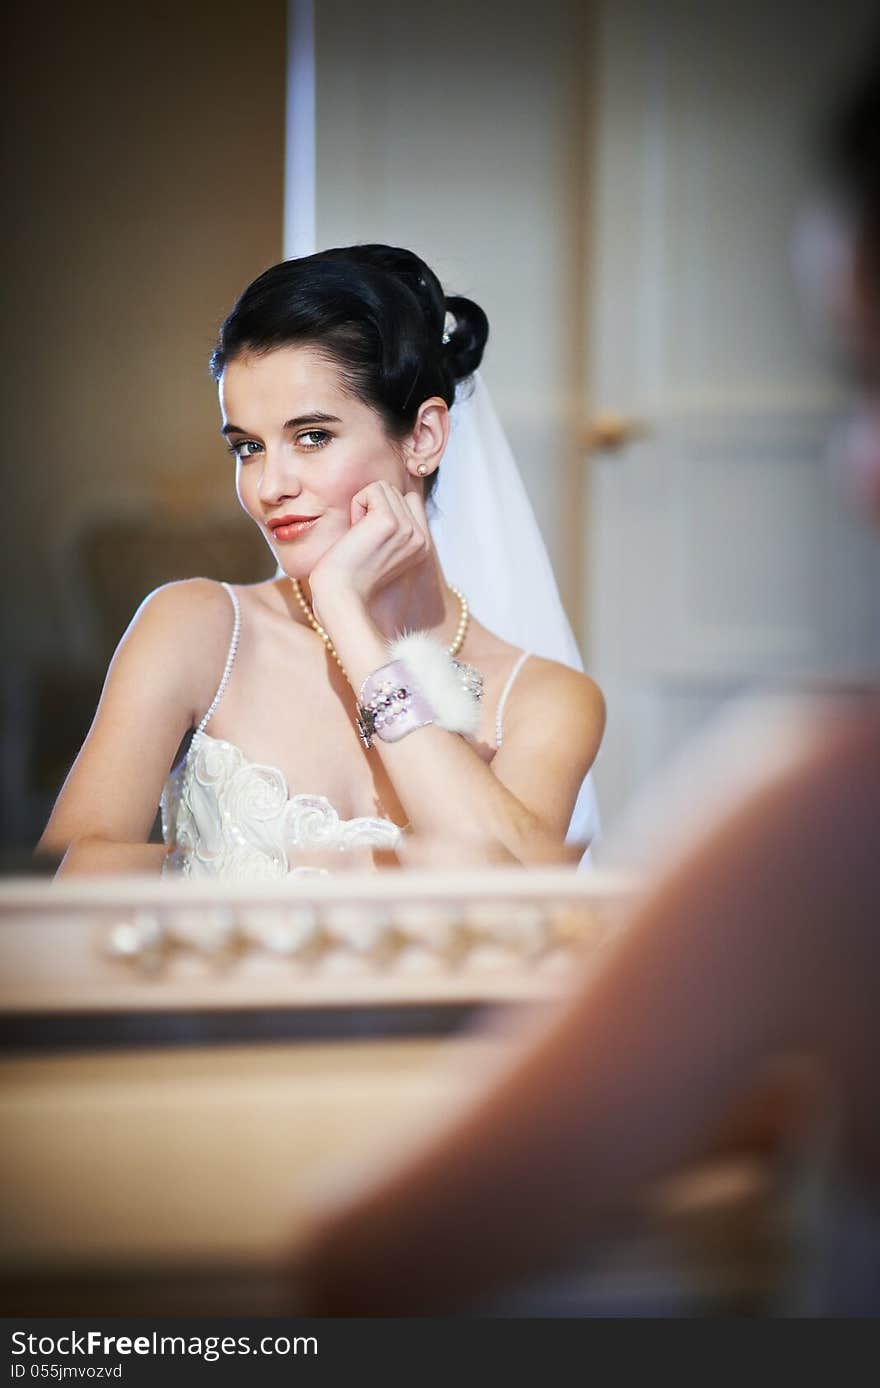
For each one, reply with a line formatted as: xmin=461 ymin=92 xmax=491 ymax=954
xmin=356 ymin=634 xmax=483 ymax=749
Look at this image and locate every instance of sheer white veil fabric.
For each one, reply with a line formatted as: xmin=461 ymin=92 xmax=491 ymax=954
xmin=428 ymin=372 xmax=601 ymax=865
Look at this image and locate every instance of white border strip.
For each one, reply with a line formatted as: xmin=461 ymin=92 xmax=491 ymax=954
xmin=284 ymin=0 xmax=316 ymax=258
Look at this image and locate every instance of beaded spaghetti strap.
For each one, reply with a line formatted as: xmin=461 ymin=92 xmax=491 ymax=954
xmin=495 ymin=651 xmax=530 ymax=750
xmin=195 ymin=582 xmax=241 ymax=735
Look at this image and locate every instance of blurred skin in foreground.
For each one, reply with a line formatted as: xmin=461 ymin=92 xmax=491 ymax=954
xmin=292 ymin=50 xmax=880 ymax=1315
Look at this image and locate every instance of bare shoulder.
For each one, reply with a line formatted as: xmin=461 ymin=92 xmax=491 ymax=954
xmin=127 ymin=577 xmax=235 ymax=647
xmin=483 ymin=650 xmax=604 ymax=836
xmin=466 ymin=620 xmax=605 ymax=721
xmin=496 ymin=653 xmax=605 ymax=766
xmin=117 ymin=577 xmax=239 ymax=715
xmin=515 ymin=656 xmax=606 ymax=727
xmin=37 ymin=579 xmax=241 ymax=858
xmin=133 ymin=576 xmax=235 ymax=628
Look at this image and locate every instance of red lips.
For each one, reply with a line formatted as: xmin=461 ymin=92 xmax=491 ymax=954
xmin=267 ymin=514 xmax=319 ymax=529
xmin=267 ymin=514 xmax=321 ymax=542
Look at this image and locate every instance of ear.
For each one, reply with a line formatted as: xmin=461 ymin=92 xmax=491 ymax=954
xmin=404 ymin=397 xmax=449 ymax=482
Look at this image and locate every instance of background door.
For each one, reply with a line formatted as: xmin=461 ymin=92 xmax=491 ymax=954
xmin=583 ymin=0 xmax=880 ymax=823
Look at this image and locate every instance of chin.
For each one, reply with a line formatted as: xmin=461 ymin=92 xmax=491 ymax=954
xmin=271 ymin=553 xmax=311 ymax=583
xmin=265 ymin=534 xmax=335 ymax=583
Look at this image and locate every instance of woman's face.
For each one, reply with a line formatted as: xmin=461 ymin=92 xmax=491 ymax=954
xmin=219 ymin=345 xmax=410 ymax=576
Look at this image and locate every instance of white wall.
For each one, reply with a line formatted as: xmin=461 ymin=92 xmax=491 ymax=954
xmin=310 ymin=0 xmax=593 ymax=632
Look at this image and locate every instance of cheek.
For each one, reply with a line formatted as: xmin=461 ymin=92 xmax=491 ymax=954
xmin=234 ymin=467 xmax=257 ymax=515
xmin=326 ymin=441 xmax=401 ymax=504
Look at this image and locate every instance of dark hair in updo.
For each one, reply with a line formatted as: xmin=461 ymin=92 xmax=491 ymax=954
xmin=210 ymin=244 xmax=489 ymax=503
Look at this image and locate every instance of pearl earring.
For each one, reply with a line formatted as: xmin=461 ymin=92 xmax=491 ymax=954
xmin=417 ymin=463 xmax=429 ymax=477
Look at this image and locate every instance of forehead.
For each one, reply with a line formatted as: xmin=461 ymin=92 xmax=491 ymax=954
xmin=218 ymin=345 xmax=365 ymax=422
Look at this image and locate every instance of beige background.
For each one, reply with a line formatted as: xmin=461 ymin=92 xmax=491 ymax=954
xmin=4 ymin=1 xmax=286 ymax=668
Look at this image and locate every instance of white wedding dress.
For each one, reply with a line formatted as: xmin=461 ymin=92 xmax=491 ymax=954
xmin=160 ymin=583 xmax=532 ymax=880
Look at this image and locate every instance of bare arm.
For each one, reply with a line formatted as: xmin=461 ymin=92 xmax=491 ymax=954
xmin=36 ymin=580 xmax=232 ymax=875
xmin=315 ymin=589 xmax=604 ymax=864
xmin=53 ymin=838 xmax=171 ymax=877
xmin=297 ymin=717 xmax=877 ymax=1311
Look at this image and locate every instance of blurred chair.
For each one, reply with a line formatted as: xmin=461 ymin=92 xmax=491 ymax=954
xmin=1 ymin=504 xmax=273 ymax=857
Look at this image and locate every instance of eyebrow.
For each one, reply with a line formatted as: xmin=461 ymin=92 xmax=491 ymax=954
xmin=221 ymin=411 xmax=342 ymax=436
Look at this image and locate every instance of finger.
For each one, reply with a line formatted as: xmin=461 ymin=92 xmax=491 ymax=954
xmin=402 ymin=489 xmax=432 ymax=545
xmin=349 ymin=480 xmax=390 ymax=525
xmin=403 ymin=486 xmax=428 ymax=523
xmin=380 ymin=481 xmax=417 ymax=538
xmin=393 ymin=489 xmax=430 ymax=559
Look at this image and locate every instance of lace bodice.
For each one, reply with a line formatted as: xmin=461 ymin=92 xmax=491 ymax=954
xmin=161 ymin=729 xmax=403 ymax=879
xmin=160 ymin=582 xmax=530 ymax=880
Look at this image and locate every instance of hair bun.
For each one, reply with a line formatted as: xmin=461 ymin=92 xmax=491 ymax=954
xmin=329 ymin=244 xmax=447 ymax=337
xmin=319 ymin=244 xmax=488 ymax=384
xmin=443 ymin=294 xmax=489 ymax=381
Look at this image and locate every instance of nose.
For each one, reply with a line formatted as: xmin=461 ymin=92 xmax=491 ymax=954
xmin=257 ymin=444 xmax=304 ymax=507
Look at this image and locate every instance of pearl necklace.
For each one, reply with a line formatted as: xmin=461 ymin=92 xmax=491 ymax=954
xmin=290 ymin=578 xmax=470 ymax=685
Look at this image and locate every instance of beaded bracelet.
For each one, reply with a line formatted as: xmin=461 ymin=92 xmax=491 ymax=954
xmin=356 ymin=634 xmax=483 ymax=750
xmin=356 ymin=660 xmax=435 ymax=748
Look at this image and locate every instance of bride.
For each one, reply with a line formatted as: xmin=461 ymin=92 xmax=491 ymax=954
xmin=37 ymin=245 xmax=605 ymax=878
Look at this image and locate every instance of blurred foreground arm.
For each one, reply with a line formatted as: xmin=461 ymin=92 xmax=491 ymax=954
xmin=297 ymin=712 xmax=878 ymax=1312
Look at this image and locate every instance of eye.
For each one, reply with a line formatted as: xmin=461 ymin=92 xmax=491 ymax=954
xmin=297 ymin=429 xmax=332 ymax=450
xmin=227 ymin=439 xmax=262 ymax=462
